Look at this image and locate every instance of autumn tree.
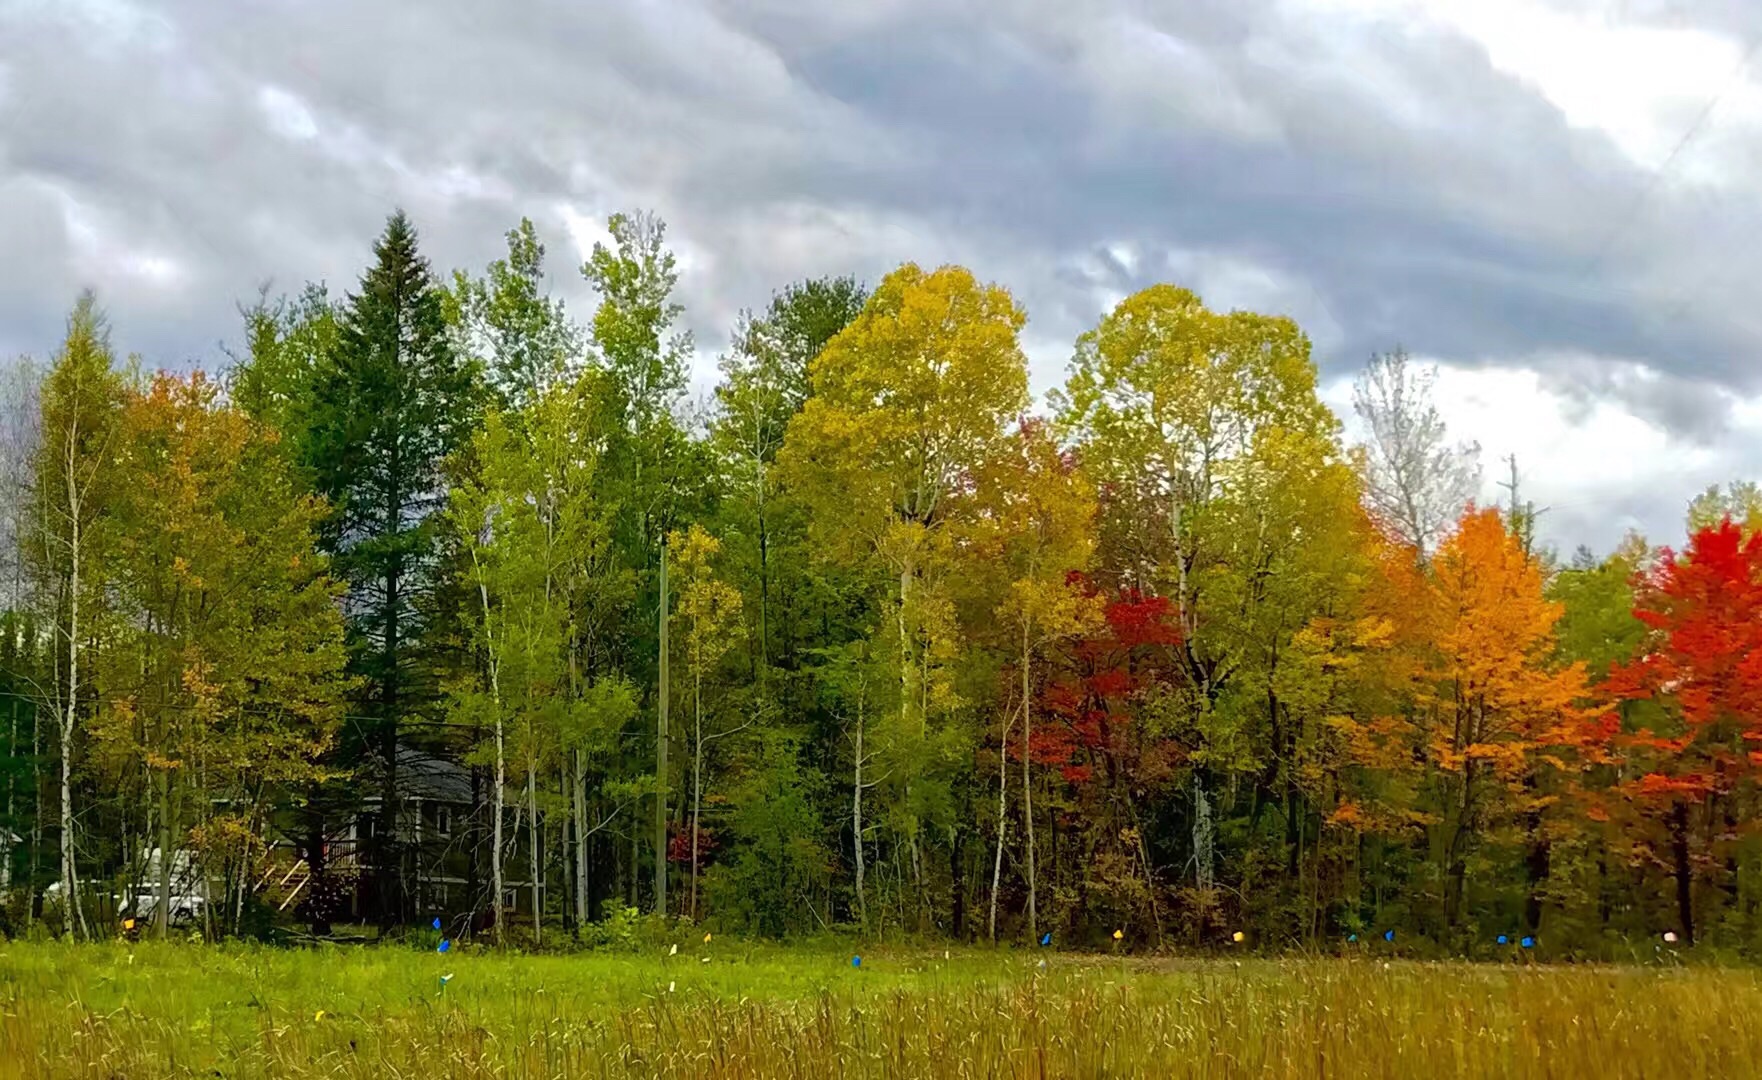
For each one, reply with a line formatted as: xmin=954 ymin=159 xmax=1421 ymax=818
xmin=1606 ymin=520 xmax=1762 ymax=945
xmin=1686 ymin=482 xmax=1762 ymax=536
xmin=964 ymin=420 xmax=1101 ymax=942
xmin=780 ymin=262 xmax=1029 ymax=929
xmin=29 ymin=293 xmax=124 ymax=937
xmin=97 ymin=372 xmax=347 ymax=936
xmin=1056 ymin=284 xmax=1349 ymax=923
xmin=668 ymin=524 xmax=744 ymax=920
xmin=1424 ymin=507 xmax=1589 ymax=931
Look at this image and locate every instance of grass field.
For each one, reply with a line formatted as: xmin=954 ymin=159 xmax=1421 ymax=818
xmin=1 ymin=939 xmax=1757 ymax=1078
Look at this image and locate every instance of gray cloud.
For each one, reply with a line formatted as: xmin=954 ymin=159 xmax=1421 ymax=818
xmin=4 ymin=0 xmax=1762 ymax=550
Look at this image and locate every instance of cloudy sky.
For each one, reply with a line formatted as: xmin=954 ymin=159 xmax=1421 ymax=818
xmin=6 ymin=0 xmax=1762 ymax=554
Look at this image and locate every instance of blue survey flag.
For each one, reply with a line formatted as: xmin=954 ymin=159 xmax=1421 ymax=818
xmin=437 ymin=938 xmax=451 ymax=954
xmin=1383 ymin=930 xmax=1395 ymax=943
xmin=1040 ymin=933 xmax=1051 ymax=947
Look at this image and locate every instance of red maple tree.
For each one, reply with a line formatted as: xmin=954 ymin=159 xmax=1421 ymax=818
xmin=1605 ymin=519 xmax=1762 ymax=943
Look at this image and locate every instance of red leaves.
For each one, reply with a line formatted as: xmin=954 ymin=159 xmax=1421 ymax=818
xmin=667 ymin=826 xmax=716 ymax=865
xmin=1605 ymin=519 xmax=1762 ymax=839
xmin=1103 ymin=590 xmax=1183 ymax=648
xmin=1024 ymin=580 xmax=1185 ymax=793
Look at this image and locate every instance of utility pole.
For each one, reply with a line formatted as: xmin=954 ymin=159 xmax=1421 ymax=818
xmin=1497 ymin=454 xmax=1548 ymax=558
xmin=655 ymin=538 xmax=669 ymax=918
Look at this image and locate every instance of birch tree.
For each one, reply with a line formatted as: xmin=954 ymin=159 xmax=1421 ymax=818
xmin=30 ymin=293 xmax=123 ymax=937
xmin=1351 ymin=348 xmax=1481 ymax=560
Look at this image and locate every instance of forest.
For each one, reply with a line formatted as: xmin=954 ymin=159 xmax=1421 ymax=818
xmin=0 ymin=206 xmax=1755 ymax=956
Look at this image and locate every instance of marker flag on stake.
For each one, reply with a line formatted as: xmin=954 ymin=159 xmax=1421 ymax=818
xmin=1113 ymin=929 xmax=1123 ymax=941
xmin=1497 ymin=935 xmax=1508 ymax=945
xmin=437 ymin=939 xmax=451 ymax=954
xmin=1521 ymin=936 xmax=1535 ymax=949
xmin=1040 ymin=933 xmax=1051 ymax=947
xmin=669 ymin=943 xmax=678 ymax=956
xmin=1347 ymin=934 xmax=1357 ymax=943
xmin=851 ymin=955 xmax=862 ymax=968
xmin=1664 ymin=931 xmax=1678 ymax=944
xmin=432 ymin=917 xmax=442 ymax=931
xmin=1383 ymin=930 xmax=1395 ymax=943
xmin=440 ymin=973 xmax=453 ymax=987
xmin=1232 ymin=931 xmax=1245 ymax=943
xmin=703 ymin=932 xmax=712 ymax=944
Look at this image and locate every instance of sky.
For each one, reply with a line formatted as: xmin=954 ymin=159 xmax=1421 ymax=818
xmin=5 ymin=0 xmax=1762 ymax=555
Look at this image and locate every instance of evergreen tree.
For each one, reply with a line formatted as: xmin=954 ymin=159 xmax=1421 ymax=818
xmin=302 ymin=211 xmax=478 ymax=929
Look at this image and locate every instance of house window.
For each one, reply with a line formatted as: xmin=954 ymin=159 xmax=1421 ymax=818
xmin=420 ymin=801 xmax=452 ymax=838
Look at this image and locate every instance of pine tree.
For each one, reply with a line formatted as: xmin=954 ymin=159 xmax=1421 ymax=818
xmin=302 ymin=211 xmax=477 ymax=930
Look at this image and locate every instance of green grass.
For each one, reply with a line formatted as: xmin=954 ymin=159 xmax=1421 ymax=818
xmin=2 ymin=939 xmax=1758 ymax=1077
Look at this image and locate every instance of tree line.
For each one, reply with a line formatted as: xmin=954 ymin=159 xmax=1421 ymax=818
xmin=0 ymin=208 xmax=1755 ymax=953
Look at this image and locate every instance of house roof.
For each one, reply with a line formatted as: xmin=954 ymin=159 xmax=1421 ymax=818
xmin=362 ymin=743 xmax=476 ymax=804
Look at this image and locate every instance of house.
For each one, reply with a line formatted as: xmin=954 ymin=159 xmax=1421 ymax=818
xmin=280 ymin=743 xmax=540 ymax=926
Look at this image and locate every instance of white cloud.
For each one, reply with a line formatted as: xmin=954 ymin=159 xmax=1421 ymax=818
xmin=1326 ymin=354 xmax=1762 ymax=554
xmin=257 ymin=86 xmax=319 ymax=142
xmin=1293 ymin=0 xmax=1762 ymax=180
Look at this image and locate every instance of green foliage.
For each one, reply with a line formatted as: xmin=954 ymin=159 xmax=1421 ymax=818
xmin=708 ymin=729 xmax=832 ymax=937
xmin=14 ymin=213 xmax=1762 ymax=961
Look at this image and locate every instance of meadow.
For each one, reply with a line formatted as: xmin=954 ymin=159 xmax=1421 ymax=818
xmin=0 ymin=939 xmax=1757 ymax=1078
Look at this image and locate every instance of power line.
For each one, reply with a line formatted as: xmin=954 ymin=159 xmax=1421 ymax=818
xmin=1580 ymin=33 xmax=1762 ymax=279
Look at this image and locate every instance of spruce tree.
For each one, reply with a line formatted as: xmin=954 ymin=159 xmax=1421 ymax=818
xmin=303 ymin=211 xmax=477 ymax=930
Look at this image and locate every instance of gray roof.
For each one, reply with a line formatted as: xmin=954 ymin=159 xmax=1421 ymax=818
xmin=362 ymin=743 xmax=475 ymax=804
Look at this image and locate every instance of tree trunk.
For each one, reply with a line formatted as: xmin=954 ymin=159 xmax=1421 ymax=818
xmin=852 ymin=683 xmax=867 ymax=930
xmin=756 ymin=461 xmax=769 ymax=671
xmin=304 ymin=785 xmax=330 ymax=937
xmin=989 ymin=699 xmax=1012 ymax=944
xmin=1022 ymin=623 xmax=1037 ymax=943
xmin=528 ymin=762 xmax=540 ymax=943
xmin=59 ymin=454 xmax=81 ymax=940
xmin=1523 ymin=809 xmax=1549 ymax=935
xmin=655 ymin=541 xmax=669 ymax=918
xmin=476 ymin=573 xmax=505 ymax=945
xmin=376 ymin=520 xmax=402 ymax=933
xmin=491 ymin=698 xmax=505 ymax=942
xmin=1447 ymin=769 xmax=1475 ymax=929
xmin=28 ymin=708 xmax=41 ymax=929
xmin=1672 ymin=801 xmax=1695 ymax=946
xmin=950 ymin=825 xmax=966 ymax=940
xmin=156 ymin=768 xmax=172 ymax=937
xmin=690 ymin=665 xmax=702 ymax=922
xmin=573 ymin=749 xmax=588 ymax=927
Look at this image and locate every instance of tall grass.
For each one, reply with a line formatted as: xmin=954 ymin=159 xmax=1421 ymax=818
xmin=1 ymin=942 xmax=1755 ymax=1077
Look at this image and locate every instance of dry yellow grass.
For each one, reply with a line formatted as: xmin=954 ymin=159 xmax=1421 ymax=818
xmin=0 ymin=942 xmax=1753 ymax=1078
